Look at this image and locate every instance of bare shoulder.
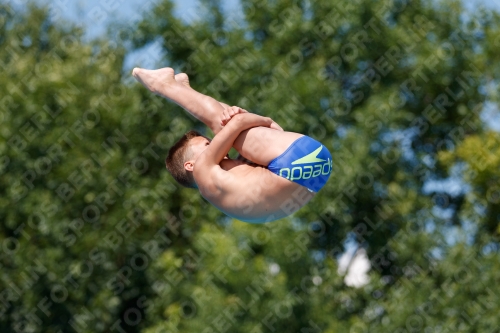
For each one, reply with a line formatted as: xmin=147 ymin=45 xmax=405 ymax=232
xmin=194 ymin=165 xmax=238 ymax=198
xmin=193 ymin=165 xmax=219 ymax=196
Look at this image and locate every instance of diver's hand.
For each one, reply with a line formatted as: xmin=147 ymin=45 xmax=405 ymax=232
xmin=220 ymin=106 xmax=248 ymax=126
xmin=221 ymin=105 xmax=283 ymax=131
xmin=270 ymin=121 xmax=284 ymax=131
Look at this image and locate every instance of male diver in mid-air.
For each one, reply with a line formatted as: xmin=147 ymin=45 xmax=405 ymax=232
xmin=132 ymin=67 xmax=332 ymax=223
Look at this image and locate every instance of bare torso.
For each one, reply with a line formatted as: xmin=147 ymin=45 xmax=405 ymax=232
xmin=198 ymin=158 xmax=315 ymax=223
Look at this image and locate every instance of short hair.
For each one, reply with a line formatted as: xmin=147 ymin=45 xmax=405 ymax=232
xmin=165 ymin=130 xmax=203 ymax=188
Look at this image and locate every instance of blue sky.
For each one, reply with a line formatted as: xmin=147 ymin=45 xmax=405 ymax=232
xmin=463 ymin=0 xmax=500 ymax=11
xmin=28 ymin=0 xmax=240 ymax=39
xmin=24 ymin=0 xmax=243 ymax=71
xmin=22 ymin=0 xmax=500 ymax=71
xmin=25 ymin=0 xmax=500 ymax=40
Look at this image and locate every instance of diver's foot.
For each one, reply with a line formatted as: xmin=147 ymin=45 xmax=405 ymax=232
xmin=175 ymin=73 xmax=191 ymax=88
xmin=132 ymin=67 xmax=177 ymax=97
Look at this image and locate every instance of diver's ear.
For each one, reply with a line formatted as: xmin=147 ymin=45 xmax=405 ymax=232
xmin=184 ymin=160 xmax=194 ymax=172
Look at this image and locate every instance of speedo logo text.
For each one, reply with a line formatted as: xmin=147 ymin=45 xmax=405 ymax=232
xmin=278 ymin=146 xmax=332 ymax=181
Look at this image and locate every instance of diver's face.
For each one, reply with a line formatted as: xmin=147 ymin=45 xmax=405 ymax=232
xmin=183 ymin=136 xmax=210 ymax=172
xmin=188 ymin=136 xmax=211 ymax=161
xmin=184 ymin=136 xmax=231 ymax=172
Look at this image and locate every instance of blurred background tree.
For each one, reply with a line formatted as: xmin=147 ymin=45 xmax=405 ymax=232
xmin=1 ymin=0 xmax=500 ymax=332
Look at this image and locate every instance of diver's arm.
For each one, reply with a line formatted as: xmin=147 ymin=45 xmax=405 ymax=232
xmin=195 ymin=113 xmax=273 ymax=167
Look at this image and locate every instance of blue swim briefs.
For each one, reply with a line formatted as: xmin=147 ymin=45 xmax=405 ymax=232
xmin=267 ymin=136 xmax=332 ymax=192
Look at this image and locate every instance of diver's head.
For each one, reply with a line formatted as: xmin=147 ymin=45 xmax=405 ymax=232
xmin=165 ymin=130 xmax=210 ymax=188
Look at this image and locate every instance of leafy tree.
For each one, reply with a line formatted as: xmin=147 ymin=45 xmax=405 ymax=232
xmin=2 ymin=0 xmax=500 ymax=332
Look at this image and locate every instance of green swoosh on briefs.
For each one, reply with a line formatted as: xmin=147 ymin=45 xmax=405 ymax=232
xmin=291 ymin=146 xmax=326 ymax=165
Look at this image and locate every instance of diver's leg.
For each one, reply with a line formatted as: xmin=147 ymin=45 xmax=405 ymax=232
xmin=232 ymin=128 xmax=304 ymax=166
xmin=132 ymin=67 xmax=225 ymax=134
xmin=172 ymin=72 xmax=301 ymax=164
xmin=174 ymin=72 xmax=231 ymax=112
xmin=132 ymin=67 xmax=299 ymax=165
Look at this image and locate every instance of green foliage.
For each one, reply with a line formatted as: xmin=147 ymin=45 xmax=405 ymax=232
xmin=2 ymin=0 xmax=500 ymax=332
